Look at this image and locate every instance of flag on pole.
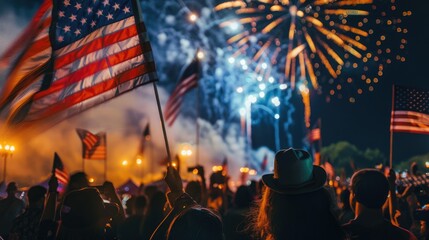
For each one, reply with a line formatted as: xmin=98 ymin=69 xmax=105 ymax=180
xmin=138 ymin=123 xmax=150 ymax=155
xmin=164 ymin=53 xmax=200 ymax=126
xmin=260 ymin=153 xmax=268 ymax=172
xmin=76 ymin=128 xmax=106 ymax=160
xmin=309 ymin=119 xmax=322 ymax=165
xmin=309 ymin=128 xmax=321 ymax=142
xmin=390 ymin=85 xmax=429 ymax=134
xmin=0 ymin=0 xmax=157 ymax=135
xmin=52 ymin=152 xmax=69 ymax=186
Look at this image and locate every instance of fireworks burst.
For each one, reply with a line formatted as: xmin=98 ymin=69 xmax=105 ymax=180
xmin=215 ymin=0 xmax=409 ymax=103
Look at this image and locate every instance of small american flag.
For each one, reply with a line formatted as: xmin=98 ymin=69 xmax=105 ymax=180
xmin=76 ymin=128 xmax=106 ymax=160
xmin=390 ymin=85 xmax=429 ymax=135
xmin=164 ymin=54 xmax=200 ymax=126
xmin=52 ymin=152 xmax=69 ymax=186
xmin=0 ymin=0 xmax=157 ymax=134
xmin=309 ymin=128 xmax=321 ymax=142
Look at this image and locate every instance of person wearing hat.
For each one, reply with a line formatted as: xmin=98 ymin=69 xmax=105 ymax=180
xmin=56 ymin=187 xmax=119 ymax=240
xmin=342 ymin=169 xmax=417 ymax=240
xmin=0 ymin=182 xmax=25 ymax=239
xmin=251 ymin=148 xmax=345 ymax=240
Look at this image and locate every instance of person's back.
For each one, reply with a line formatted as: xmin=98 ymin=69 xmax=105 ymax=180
xmin=223 ymin=186 xmax=253 ymax=240
xmin=9 ymin=185 xmax=47 ymax=240
xmin=253 ymin=148 xmax=345 ymax=240
xmin=343 ymin=169 xmax=416 ymax=240
xmin=0 ymin=182 xmax=25 ymax=239
xmin=343 ymin=219 xmax=415 ymax=240
xmin=118 ymin=195 xmax=147 ymax=240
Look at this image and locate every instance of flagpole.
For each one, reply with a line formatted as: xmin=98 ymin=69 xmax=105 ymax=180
xmin=196 ymin=85 xmax=200 ymax=165
xmin=104 ymin=135 xmax=107 ymax=182
xmin=195 ymin=50 xmax=201 ymax=166
xmin=389 ymin=85 xmax=395 ymax=168
xmin=133 ymin=0 xmax=172 ymax=162
xmin=152 ymin=83 xmax=172 ymax=162
xmin=318 ymin=118 xmax=323 ymax=159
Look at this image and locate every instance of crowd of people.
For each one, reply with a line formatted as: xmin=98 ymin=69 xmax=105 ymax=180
xmin=0 ymin=148 xmax=426 ymax=239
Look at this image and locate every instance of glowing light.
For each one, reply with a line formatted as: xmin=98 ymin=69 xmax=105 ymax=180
xmin=189 ymin=13 xmax=198 ymax=22
xmin=228 ymin=57 xmax=235 ymax=63
xmin=89 ymin=177 xmax=95 ymax=183
xmin=271 ymin=97 xmax=280 ymax=107
xmin=268 ymin=77 xmax=275 ymax=83
xmin=261 ymin=62 xmax=268 ymax=69
xmin=259 ymin=91 xmax=265 ymax=98
xmin=236 ymin=87 xmax=244 ymax=93
xmin=240 ymin=167 xmax=250 ymax=173
xmin=240 ymin=59 xmax=246 ymax=65
xmin=122 ymin=160 xmax=128 ymax=166
xmin=247 ymin=95 xmax=257 ymax=103
xmin=239 ymin=108 xmax=246 ymax=116
xmin=192 ymin=169 xmax=199 ymax=175
xmin=257 ymin=76 xmax=263 ymax=81
xmin=249 ymin=169 xmax=257 ymax=176
xmin=197 ymin=50 xmax=205 ymax=59
xmin=279 ymin=84 xmax=288 ymax=90
xmin=136 ymin=158 xmax=142 ymax=165
xmin=274 ymin=113 xmax=280 ymax=119
xmin=426 ymin=162 xmax=429 ymax=168
xmin=259 ymin=83 xmax=266 ymax=90
xmin=212 ymin=166 xmax=223 ymax=172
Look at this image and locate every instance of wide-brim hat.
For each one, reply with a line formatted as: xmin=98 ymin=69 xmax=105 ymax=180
xmin=262 ymin=148 xmax=327 ymax=195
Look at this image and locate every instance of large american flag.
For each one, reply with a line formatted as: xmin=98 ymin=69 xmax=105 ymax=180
xmin=76 ymin=128 xmax=106 ymax=160
xmin=163 ymin=54 xmax=200 ymax=126
xmin=0 ymin=0 xmax=157 ymax=135
xmin=390 ymin=85 xmax=429 ymax=135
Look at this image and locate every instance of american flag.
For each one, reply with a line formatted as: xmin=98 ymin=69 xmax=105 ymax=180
xmin=76 ymin=128 xmax=106 ymax=160
xmin=391 ymin=85 xmax=429 ymax=134
xmin=309 ymin=119 xmax=322 ymax=165
xmin=164 ymin=54 xmax=200 ymax=126
xmin=52 ymin=152 xmax=69 ymax=186
xmin=0 ymin=0 xmax=157 ymax=133
xmin=309 ymin=128 xmax=321 ymax=142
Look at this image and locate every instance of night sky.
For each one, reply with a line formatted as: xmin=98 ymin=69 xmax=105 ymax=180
xmin=315 ymin=0 xmax=429 ymax=164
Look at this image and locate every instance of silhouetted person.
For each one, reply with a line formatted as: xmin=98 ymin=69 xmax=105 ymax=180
xmin=0 ymin=182 xmax=25 ymax=239
xmin=65 ymin=172 xmax=89 ymax=194
xmin=339 ymin=188 xmax=355 ymax=225
xmin=9 ymin=185 xmax=47 ymax=240
xmin=185 ymin=181 xmax=203 ymax=205
xmin=252 ymin=148 xmax=345 ymax=240
xmin=223 ymin=185 xmax=253 ymax=240
xmin=57 ymin=187 xmax=118 ymax=240
xmin=141 ymin=190 xmax=166 ymax=240
xmin=118 ymin=195 xmax=147 ymax=240
xmin=343 ymin=169 xmax=416 ymax=240
xmin=150 ymin=165 xmax=224 ymax=240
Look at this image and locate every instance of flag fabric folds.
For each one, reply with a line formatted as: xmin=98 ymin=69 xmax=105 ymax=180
xmin=164 ymin=54 xmax=200 ymax=126
xmin=390 ymin=85 xmax=429 ymax=135
xmin=52 ymin=152 xmax=69 ymax=186
xmin=0 ymin=0 xmax=157 ymax=134
xmin=76 ymin=128 xmax=106 ymax=160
